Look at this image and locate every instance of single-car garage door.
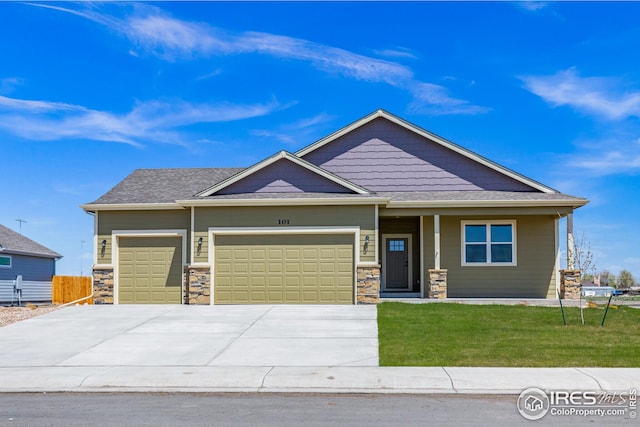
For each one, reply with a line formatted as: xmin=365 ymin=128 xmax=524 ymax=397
xmin=118 ymin=236 xmax=183 ymax=304
xmin=214 ymin=234 xmax=354 ymax=304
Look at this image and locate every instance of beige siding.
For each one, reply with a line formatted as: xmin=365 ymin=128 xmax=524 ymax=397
xmin=194 ymin=205 xmax=375 ymax=264
xmin=97 ymin=210 xmax=190 ymax=264
xmin=439 ymin=215 xmax=556 ymax=298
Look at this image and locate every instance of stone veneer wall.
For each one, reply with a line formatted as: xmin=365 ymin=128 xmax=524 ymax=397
xmin=357 ymin=265 xmax=380 ymax=304
xmin=186 ymin=266 xmax=211 ymax=305
xmin=560 ymin=269 xmax=582 ymax=299
xmin=428 ymin=269 xmax=447 ymax=299
xmin=93 ymin=268 xmax=114 ymax=304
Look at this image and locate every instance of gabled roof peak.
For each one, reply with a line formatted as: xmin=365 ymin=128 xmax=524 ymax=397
xmin=296 ymin=109 xmax=558 ymax=194
xmin=195 ymin=150 xmax=372 ymax=197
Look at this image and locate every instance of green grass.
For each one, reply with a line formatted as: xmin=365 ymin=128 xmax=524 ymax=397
xmin=377 ymin=302 xmax=640 ymax=367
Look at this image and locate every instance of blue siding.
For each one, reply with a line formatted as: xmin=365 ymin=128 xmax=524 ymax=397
xmin=0 ymin=253 xmax=55 ymax=282
xmin=0 ymin=280 xmax=52 ymax=303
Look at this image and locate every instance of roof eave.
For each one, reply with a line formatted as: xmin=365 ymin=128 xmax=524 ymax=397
xmin=387 ymin=199 xmax=589 ymax=209
xmin=81 ymin=203 xmax=185 ymax=212
xmin=1 ymin=248 xmax=62 ymax=260
xmin=177 ymin=197 xmax=390 ymax=207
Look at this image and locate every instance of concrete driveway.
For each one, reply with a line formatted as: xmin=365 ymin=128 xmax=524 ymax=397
xmin=0 ymin=305 xmax=378 ymax=368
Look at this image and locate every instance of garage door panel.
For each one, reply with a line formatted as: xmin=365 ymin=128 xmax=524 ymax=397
xmin=118 ymin=236 xmax=182 ymax=304
xmin=214 ymin=234 xmax=353 ymax=304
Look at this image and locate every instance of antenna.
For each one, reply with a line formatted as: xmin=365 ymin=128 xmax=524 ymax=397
xmin=81 ymin=240 xmax=86 ymax=276
xmin=15 ymin=219 xmax=27 ymax=234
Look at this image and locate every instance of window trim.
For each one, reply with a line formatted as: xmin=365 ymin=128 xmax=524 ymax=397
xmin=0 ymin=254 xmax=12 ymax=269
xmin=461 ymin=220 xmax=517 ymax=266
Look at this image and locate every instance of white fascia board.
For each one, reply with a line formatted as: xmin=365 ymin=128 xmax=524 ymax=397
xmin=387 ymin=198 xmax=589 ymax=209
xmin=177 ymin=196 xmax=390 ymax=207
xmin=196 ymin=150 xmax=370 ymax=196
xmin=296 ymin=109 xmax=557 ymax=194
xmin=81 ymin=203 xmax=184 ymax=212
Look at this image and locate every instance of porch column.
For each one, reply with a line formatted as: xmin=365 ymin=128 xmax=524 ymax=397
xmin=567 ymin=213 xmax=575 ymax=270
xmin=419 ymin=216 xmax=425 ymax=298
xmin=434 ymin=214 xmax=441 ymax=269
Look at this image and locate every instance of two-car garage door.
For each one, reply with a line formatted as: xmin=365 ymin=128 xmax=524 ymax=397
xmin=214 ymin=234 xmax=354 ymax=304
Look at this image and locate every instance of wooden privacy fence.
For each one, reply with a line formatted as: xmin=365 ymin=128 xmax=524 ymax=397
xmin=52 ymin=276 xmax=93 ymax=305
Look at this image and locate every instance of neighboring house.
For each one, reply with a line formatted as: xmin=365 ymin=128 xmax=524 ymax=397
xmin=0 ymin=224 xmax=62 ymax=303
xmin=82 ymin=110 xmax=588 ymax=305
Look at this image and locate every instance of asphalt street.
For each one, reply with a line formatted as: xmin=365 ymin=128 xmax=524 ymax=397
xmin=1 ymin=393 xmax=637 ymax=427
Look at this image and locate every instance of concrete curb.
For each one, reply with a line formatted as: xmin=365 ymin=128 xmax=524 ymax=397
xmin=1 ymin=366 xmax=638 ymax=394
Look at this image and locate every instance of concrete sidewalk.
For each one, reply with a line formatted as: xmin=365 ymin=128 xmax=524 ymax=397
xmin=1 ymin=366 xmax=638 ymax=394
xmin=0 ymin=305 xmax=638 ymax=394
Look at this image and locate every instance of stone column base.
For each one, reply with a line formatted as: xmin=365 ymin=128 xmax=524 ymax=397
xmin=560 ymin=269 xmax=582 ymax=299
xmin=93 ymin=268 xmax=114 ymax=304
xmin=357 ymin=265 xmax=380 ymax=304
xmin=186 ymin=266 xmax=211 ymax=305
xmin=428 ymin=269 xmax=447 ymax=299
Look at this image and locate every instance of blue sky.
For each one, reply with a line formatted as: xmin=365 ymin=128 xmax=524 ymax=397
xmin=1 ymin=1 xmax=639 ymax=280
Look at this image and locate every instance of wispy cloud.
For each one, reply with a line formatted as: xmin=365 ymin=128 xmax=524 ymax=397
xmin=251 ymin=112 xmax=335 ymax=145
xmin=521 ymin=68 xmax=640 ymax=120
xmin=0 ymin=95 xmax=281 ymax=146
xmin=516 ymin=1 xmax=549 ymax=12
xmin=30 ymin=2 xmax=486 ymax=116
xmin=0 ymin=77 xmax=23 ymax=94
xmin=523 ymin=68 xmax=640 ymax=176
xmin=408 ymin=83 xmax=491 ymax=115
xmin=572 ymin=138 xmax=640 ymax=175
xmin=372 ymin=47 xmax=418 ymax=60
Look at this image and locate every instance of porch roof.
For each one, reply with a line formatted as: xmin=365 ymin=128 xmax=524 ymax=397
xmin=378 ymin=190 xmax=588 ymax=208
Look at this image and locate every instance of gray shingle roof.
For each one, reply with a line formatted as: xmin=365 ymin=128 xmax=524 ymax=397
xmin=87 ymin=167 xmax=587 ymax=207
xmin=378 ymin=190 xmax=588 ymax=206
xmin=0 ymin=225 xmax=62 ymax=259
xmin=90 ymin=168 xmax=245 ymax=204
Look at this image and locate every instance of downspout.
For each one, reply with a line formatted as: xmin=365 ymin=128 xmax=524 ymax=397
xmin=60 ymin=292 xmax=94 ymax=307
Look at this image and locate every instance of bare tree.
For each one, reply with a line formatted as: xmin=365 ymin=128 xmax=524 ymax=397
xmin=574 ymin=231 xmax=596 ymax=278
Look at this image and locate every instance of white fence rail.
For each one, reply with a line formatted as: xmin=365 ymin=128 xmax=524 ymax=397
xmin=0 ymin=279 xmax=52 ymax=304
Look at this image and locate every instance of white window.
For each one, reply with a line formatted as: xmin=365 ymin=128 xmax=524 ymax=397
xmin=0 ymin=255 xmax=11 ymax=268
xmin=462 ymin=220 xmax=516 ymax=266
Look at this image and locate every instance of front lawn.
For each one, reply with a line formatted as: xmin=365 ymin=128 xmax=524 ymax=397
xmin=377 ymin=302 xmax=640 ymax=367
